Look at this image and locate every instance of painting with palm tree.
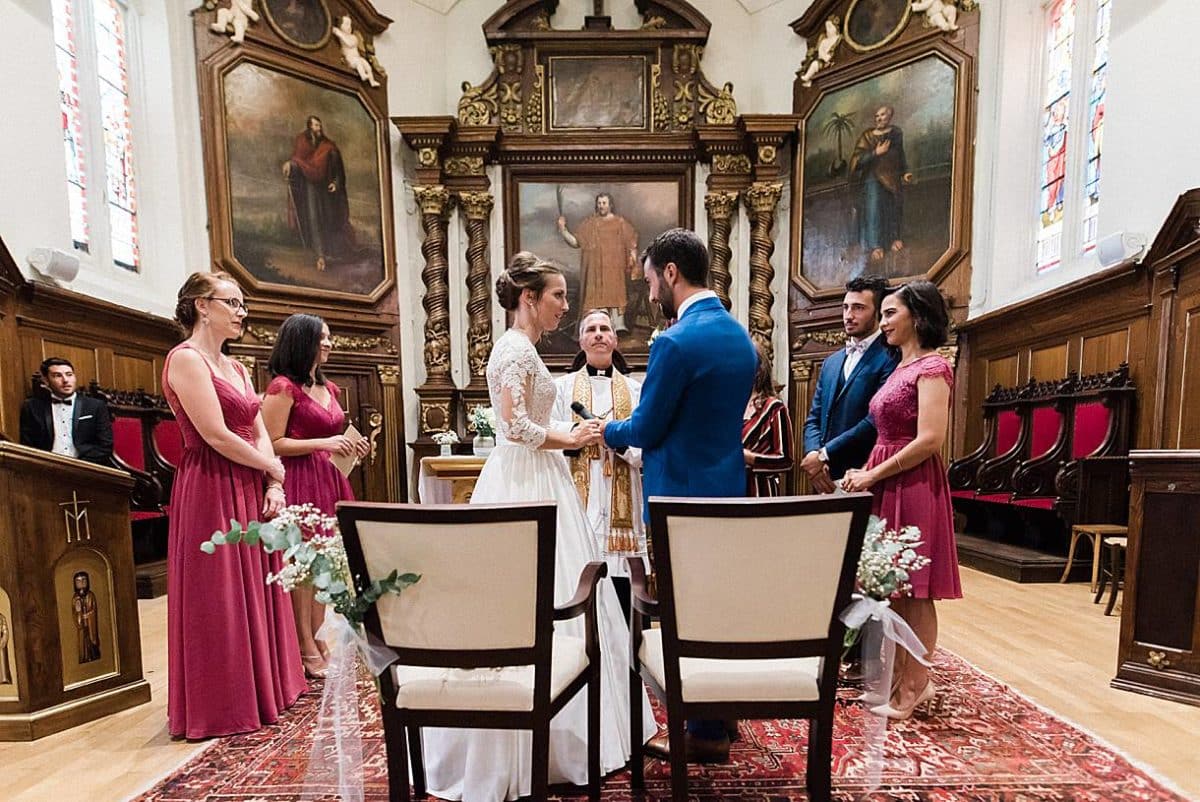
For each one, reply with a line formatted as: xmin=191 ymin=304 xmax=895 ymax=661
xmin=800 ymin=54 xmax=957 ymax=291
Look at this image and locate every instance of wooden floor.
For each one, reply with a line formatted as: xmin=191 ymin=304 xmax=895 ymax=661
xmin=1 ymin=569 xmax=1198 ymax=801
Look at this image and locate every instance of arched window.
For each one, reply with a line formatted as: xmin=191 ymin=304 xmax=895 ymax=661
xmin=1036 ymin=0 xmax=1112 ymax=274
xmin=51 ymin=0 xmax=141 ymax=272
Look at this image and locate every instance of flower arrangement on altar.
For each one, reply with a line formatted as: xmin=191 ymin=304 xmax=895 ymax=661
xmin=842 ymin=515 xmax=930 ymax=649
xmin=432 ymin=430 xmax=459 ymax=447
xmin=201 ymin=504 xmax=419 ymax=626
xmin=468 ymin=405 xmax=496 ymax=438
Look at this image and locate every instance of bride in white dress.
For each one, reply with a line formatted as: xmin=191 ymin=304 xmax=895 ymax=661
xmin=422 ymin=254 xmax=656 ymax=801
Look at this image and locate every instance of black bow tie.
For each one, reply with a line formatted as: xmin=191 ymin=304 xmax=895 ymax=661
xmin=51 ymin=397 xmax=73 ymax=406
xmin=586 ymin=365 xmax=614 ymax=378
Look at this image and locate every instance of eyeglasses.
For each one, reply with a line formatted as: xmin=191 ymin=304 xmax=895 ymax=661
xmin=207 ymin=296 xmax=249 ymax=313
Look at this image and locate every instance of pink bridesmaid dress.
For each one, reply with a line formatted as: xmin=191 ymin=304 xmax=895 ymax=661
xmin=864 ymin=353 xmax=963 ymax=600
xmin=163 ymin=343 xmax=306 ymax=739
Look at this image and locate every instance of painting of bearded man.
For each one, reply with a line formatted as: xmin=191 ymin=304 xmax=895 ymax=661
xmin=283 ymin=115 xmax=355 ymax=272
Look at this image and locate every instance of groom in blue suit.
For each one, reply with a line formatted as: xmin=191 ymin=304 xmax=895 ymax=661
xmin=801 ymin=275 xmax=898 ymax=490
xmin=603 ymin=228 xmax=756 ymax=763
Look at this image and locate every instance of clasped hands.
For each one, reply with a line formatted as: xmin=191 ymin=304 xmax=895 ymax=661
xmin=839 ymin=467 xmax=878 ymax=493
xmin=264 ymin=457 xmax=287 ymax=518
xmin=570 ymin=418 xmax=605 ymax=449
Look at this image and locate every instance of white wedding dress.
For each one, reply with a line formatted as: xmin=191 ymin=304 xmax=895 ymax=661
xmin=422 ymin=329 xmax=656 ymax=802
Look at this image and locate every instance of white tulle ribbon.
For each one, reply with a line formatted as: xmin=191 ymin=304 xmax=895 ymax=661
xmin=839 ymin=594 xmax=932 ymax=667
xmin=300 ymin=613 xmax=398 ymax=802
xmin=839 ymin=594 xmax=931 ymax=791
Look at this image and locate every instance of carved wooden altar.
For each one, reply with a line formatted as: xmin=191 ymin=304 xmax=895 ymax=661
xmin=193 ymin=0 xmax=406 ymax=500
xmin=394 ymin=1 xmax=799 ymax=490
xmin=788 ymin=0 xmax=980 ymax=490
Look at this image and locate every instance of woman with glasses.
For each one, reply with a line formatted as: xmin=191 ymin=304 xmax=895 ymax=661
xmin=161 ymin=272 xmax=306 ymax=739
xmin=261 ymin=314 xmax=369 ymax=679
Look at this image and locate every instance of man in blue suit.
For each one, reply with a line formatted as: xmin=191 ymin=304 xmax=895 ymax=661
xmin=603 ymin=228 xmax=756 ymax=763
xmin=801 ymin=275 xmax=898 ymax=491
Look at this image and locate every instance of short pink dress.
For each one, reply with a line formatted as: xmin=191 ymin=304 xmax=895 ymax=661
xmin=163 ymin=344 xmax=306 ymax=739
xmin=265 ymin=376 xmax=355 ymax=514
xmin=864 ymin=353 xmax=962 ymax=600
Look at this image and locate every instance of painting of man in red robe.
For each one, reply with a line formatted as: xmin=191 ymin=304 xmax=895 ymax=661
xmin=283 ymin=115 xmax=356 ymax=271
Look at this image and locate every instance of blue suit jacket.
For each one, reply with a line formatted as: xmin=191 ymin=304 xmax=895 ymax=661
xmin=802 ymin=336 xmax=898 ymax=479
xmin=605 ymin=296 xmax=756 ymax=521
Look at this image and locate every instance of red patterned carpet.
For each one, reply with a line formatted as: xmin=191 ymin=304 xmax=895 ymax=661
xmin=134 ymin=650 xmax=1188 ymax=801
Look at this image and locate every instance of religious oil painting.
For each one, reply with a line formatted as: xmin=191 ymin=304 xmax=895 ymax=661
xmin=509 ymin=177 xmax=686 ymax=363
xmin=844 ymin=0 xmax=912 ymax=52
xmin=54 ymin=550 xmax=118 ymax=688
xmin=800 ymin=53 xmax=957 ymax=292
xmin=222 ymin=61 xmax=386 ymax=296
xmin=261 ymin=0 xmax=332 ymax=49
xmin=549 ymin=56 xmax=647 ymax=130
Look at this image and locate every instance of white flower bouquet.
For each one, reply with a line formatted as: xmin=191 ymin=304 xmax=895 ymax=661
xmin=469 ymin=405 xmax=497 ymax=438
xmin=844 ymin=515 xmax=930 ymax=649
xmin=202 ymin=503 xmax=419 ymax=626
xmin=431 ymin=430 xmax=460 ymax=446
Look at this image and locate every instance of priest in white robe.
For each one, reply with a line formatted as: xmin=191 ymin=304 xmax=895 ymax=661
xmin=553 ymin=309 xmax=646 ymax=619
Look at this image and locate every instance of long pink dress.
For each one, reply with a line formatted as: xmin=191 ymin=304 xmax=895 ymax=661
xmin=864 ymin=353 xmax=962 ymax=600
xmin=163 ymin=344 xmax=306 ymax=739
xmin=265 ymin=376 xmax=355 ymax=513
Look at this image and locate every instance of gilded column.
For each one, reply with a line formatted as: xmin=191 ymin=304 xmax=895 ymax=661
xmin=412 ymin=185 xmax=456 ymax=440
xmin=704 ymin=191 xmax=739 ymax=311
xmin=458 ymin=192 xmax=495 ymax=403
xmin=375 ymin=364 xmax=404 ymax=501
xmin=790 ymin=358 xmax=815 ymax=494
xmin=743 ymin=181 xmax=783 ymax=363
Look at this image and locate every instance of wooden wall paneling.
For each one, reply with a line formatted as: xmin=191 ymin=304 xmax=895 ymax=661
xmin=1170 ymin=299 xmax=1200 ymax=449
xmin=1030 ymin=344 xmax=1070 ymax=382
xmin=34 ymin=342 xmax=100 ymax=386
xmin=110 ymin=354 xmax=160 ymax=395
xmin=1080 ymin=327 xmax=1131 ymax=375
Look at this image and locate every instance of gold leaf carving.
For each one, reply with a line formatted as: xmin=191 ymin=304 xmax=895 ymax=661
xmin=699 ymin=82 xmax=737 ymax=126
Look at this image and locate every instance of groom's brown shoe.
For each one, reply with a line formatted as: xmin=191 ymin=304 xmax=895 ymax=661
xmin=644 ymin=731 xmax=730 ymax=764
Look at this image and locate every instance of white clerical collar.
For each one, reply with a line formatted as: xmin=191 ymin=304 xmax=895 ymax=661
xmin=677 ymin=289 xmax=717 ymax=320
xmin=850 ymin=329 xmax=882 ymax=350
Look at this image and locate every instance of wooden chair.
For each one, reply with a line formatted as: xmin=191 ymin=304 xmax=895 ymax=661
xmin=1062 ymin=523 xmax=1127 ymax=591
xmin=629 ymin=494 xmax=871 ymax=802
xmin=1095 ymin=535 xmax=1128 ymax=616
xmin=337 ymin=501 xmax=605 ymax=802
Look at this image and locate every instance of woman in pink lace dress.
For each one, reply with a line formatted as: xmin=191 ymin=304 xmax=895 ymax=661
xmin=842 ymin=280 xmax=961 ymax=719
xmin=261 ymin=314 xmax=370 ymax=678
xmin=163 ymin=272 xmax=306 ymax=739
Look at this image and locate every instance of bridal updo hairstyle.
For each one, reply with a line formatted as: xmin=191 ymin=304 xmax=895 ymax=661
xmin=886 ymin=280 xmax=951 ymax=349
xmin=495 ymin=251 xmax=563 ymax=311
xmin=174 ymin=271 xmax=239 ymax=334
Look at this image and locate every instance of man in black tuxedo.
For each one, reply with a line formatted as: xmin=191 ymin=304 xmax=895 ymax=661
xmin=20 ymin=358 xmax=113 ymax=465
xmin=801 ymin=275 xmax=898 ymax=491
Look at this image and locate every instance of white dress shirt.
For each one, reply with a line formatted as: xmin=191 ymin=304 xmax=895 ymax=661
xmin=675 ymin=289 xmax=718 ymax=320
xmin=843 ymin=328 xmax=883 ymax=381
xmin=51 ymin=394 xmax=78 ymax=458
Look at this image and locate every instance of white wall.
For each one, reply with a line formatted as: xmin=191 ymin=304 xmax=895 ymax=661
xmin=969 ymin=0 xmax=1200 ymax=315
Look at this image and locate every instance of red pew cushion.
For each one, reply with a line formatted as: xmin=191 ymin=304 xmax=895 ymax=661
xmin=1072 ymin=401 xmax=1110 ymax=459
xmin=996 ymin=410 xmax=1020 ymax=455
xmin=1030 ymin=405 xmax=1063 ymax=458
xmin=1012 ymin=497 xmax=1056 ymax=510
xmin=113 ymin=416 xmax=144 ymax=470
xmin=153 ymin=418 xmax=184 ymax=467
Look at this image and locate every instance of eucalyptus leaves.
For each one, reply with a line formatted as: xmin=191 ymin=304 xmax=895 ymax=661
xmin=201 ymin=504 xmax=419 ymax=626
xmin=844 ymin=515 xmax=930 ymax=649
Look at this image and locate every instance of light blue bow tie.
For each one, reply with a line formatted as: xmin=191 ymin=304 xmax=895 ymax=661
xmin=845 ymin=340 xmax=868 ymax=356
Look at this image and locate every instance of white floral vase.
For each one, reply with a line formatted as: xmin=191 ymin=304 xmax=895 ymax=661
xmin=473 ymin=435 xmax=495 ymax=457
xmin=438 ymin=443 xmax=453 ymax=457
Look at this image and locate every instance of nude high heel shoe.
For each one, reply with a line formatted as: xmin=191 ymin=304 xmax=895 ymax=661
xmin=869 ymin=680 xmax=936 ymax=720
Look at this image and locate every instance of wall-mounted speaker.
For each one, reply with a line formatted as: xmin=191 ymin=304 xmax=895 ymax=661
xmin=1096 ymin=231 xmax=1147 ymax=268
xmin=26 ymin=247 xmax=80 ymax=283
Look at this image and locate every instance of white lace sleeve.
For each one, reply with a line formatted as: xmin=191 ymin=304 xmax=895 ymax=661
xmin=495 ymin=345 xmax=548 ymax=449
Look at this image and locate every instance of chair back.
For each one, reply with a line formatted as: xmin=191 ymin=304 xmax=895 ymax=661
xmin=152 ymin=416 xmax=183 ymax=468
xmin=648 ymin=494 xmax=870 ymax=661
xmin=337 ymin=501 xmax=557 ymax=669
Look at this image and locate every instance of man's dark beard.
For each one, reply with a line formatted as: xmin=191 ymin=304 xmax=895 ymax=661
xmin=656 ymin=295 xmax=676 ymax=320
xmin=306 ymin=130 xmax=325 ymax=147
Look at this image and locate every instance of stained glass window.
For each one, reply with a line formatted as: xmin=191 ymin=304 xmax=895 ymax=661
xmin=50 ymin=0 xmax=140 ymax=271
xmin=1082 ymin=0 xmax=1112 ymax=253
xmin=52 ymin=0 xmax=89 ymax=253
xmin=1037 ymin=0 xmax=1076 ymax=274
xmin=92 ymin=0 xmax=139 ymax=270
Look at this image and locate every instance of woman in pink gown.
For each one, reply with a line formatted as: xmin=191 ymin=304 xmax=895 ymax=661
xmin=842 ymin=280 xmax=961 ymax=720
xmin=261 ymin=314 xmax=369 ymax=678
xmin=163 ymin=272 xmax=306 ymax=739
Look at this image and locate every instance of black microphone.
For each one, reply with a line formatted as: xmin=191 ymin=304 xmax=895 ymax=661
xmin=569 ymin=401 xmax=627 ymax=455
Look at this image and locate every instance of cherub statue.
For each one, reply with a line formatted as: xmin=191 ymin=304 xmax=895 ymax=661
xmin=209 ymin=0 xmax=259 ymax=44
xmin=912 ymin=0 xmax=959 ymax=32
xmin=801 ymin=16 xmax=842 ymax=87
xmin=332 ymin=15 xmax=380 ymax=87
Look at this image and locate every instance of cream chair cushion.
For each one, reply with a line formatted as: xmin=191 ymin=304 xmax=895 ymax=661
xmin=637 ymin=629 xmax=821 ymax=703
xmin=392 ymin=634 xmax=589 ymax=711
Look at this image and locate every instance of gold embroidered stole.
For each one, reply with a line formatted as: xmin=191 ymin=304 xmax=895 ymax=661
xmin=569 ymin=370 xmax=636 ymax=553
